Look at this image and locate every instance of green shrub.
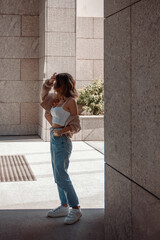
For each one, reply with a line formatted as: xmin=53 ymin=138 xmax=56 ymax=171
xmin=77 ymin=79 xmax=104 ymax=115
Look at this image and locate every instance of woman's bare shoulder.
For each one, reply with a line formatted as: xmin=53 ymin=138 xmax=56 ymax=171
xmin=67 ymin=97 xmax=77 ymax=105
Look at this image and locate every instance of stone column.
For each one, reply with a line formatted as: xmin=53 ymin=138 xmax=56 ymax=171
xmin=76 ymin=0 xmax=104 ymax=89
xmin=104 ymin=0 xmax=160 ymax=239
xmin=0 ymin=0 xmax=39 ymax=135
xmin=38 ymin=0 xmax=76 ymax=141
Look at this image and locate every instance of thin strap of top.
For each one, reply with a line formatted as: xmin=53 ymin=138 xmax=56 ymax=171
xmin=62 ymin=97 xmax=71 ymax=107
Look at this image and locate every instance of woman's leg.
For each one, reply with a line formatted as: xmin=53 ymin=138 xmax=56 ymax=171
xmin=50 ymin=131 xmax=68 ymax=205
xmin=54 ymin=135 xmax=79 ymax=208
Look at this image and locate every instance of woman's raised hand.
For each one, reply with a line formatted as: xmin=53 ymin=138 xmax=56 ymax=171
xmin=49 ymin=72 xmax=57 ymax=84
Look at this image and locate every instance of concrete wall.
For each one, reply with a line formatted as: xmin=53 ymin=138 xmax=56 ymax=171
xmin=104 ymin=0 xmax=160 ymax=239
xmin=76 ymin=0 xmax=104 ymax=89
xmin=38 ymin=0 xmax=104 ymax=141
xmin=0 ymin=0 xmax=39 ymax=135
xmin=38 ymin=0 xmax=76 ymax=141
xmin=0 ymin=0 xmax=104 ymax=140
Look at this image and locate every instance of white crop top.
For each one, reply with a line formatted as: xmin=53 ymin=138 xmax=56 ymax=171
xmin=50 ymin=103 xmax=70 ymax=126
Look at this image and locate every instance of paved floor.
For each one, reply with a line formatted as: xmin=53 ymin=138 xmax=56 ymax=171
xmin=0 ymin=136 xmax=104 ymax=240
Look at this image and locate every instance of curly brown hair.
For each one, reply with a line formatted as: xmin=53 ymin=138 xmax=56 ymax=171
xmin=54 ymin=73 xmax=78 ymax=98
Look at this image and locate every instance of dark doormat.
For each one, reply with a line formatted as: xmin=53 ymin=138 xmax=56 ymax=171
xmin=0 ymin=155 xmax=36 ymax=182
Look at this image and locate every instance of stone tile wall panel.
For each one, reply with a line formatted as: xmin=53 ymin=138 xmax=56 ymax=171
xmin=47 ymin=8 xmax=75 ymax=33
xmin=76 ymin=80 xmax=93 ymax=89
xmin=46 ymin=57 xmax=76 ymax=79
xmin=47 ymin=0 xmax=75 ymax=9
xmin=39 ymin=34 xmax=45 ymax=58
xmin=39 ymin=59 xmax=45 ymax=81
xmin=38 ymin=105 xmax=47 ymax=128
xmin=132 ymin=184 xmax=160 ymax=240
xmin=0 ymin=124 xmax=38 ymax=135
xmin=105 ymin=165 xmax=132 ymax=240
xmin=77 ymin=39 xmax=103 ymax=59
xmin=131 ymin=0 xmax=160 ymax=197
xmin=0 ymin=59 xmax=20 ymax=80
xmin=82 ymin=117 xmax=104 ymax=140
xmin=46 ymin=32 xmax=75 ymax=57
xmin=0 ymin=81 xmax=39 ymax=102
xmin=21 ymin=103 xmax=39 ymax=124
xmin=76 ymin=60 xmax=93 ymax=80
xmin=0 ymin=0 xmax=39 ymax=15
xmin=0 ymin=37 xmax=39 ymax=58
xmin=104 ymin=9 xmax=131 ymax=177
xmin=94 ymin=18 xmax=104 ymax=39
xmin=21 ymin=59 xmax=39 ymax=81
xmin=0 ymin=103 xmax=20 ymax=124
xmin=77 ymin=17 xmax=94 ymax=38
xmin=0 ymin=15 xmax=21 ymax=36
xmin=104 ymin=0 xmax=131 ymax=17
xmin=22 ymin=16 xmax=39 ymax=37
xmin=93 ymin=60 xmax=104 ymax=80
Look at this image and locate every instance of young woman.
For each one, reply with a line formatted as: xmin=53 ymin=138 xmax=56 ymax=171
xmin=40 ymin=72 xmax=82 ymax=225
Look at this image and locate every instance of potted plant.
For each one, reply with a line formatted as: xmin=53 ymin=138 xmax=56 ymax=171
xmin=77 ymin=79 xmax=104 ymax=115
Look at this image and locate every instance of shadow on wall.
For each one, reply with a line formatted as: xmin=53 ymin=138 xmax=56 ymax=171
xmin=0 ymin=209 xmax=104 ymax=240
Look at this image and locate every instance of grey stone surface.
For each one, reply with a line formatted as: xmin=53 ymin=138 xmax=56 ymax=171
xmin=77 ymin=39 xmax=103 ymax=59
xmin=0 ymin=103 xmax=20 ymax=124
xmin=0 ymin=124 xmax=38 ymax=135
xmin=104 ymin=0 xmax=131 ymax=17
xmin=39 ymin=1 xmax=45 ymax=59
xmin=72 ymin=128 xmax=83 ymax=141
xmin=21 ymin=103 xmax=39 ymax=124
xmin=47 ymin=8 xmax=75 ymax=33
xmin=105 ymin=165 xmax=132 ymax=240
xmin=76 ymin=80 xmax=93 ymax=89
xmin=93 ymin=60 xmax=104 ymax=80
xmin=0 ymin=81 xmax=39 ymax=103
xmin=0 ymin=37 xmax=39 ymax=58
xmin=0 ymin=15 xmax=21 ymax=36
xmin=132 ymin=184 xmax=160 ymax=240
xmin=22 ymin=16 xmax=39 ymax=37
xmin=21 ymin=59 xmax=39 ymax=81
xmin=104 ymin=9 xmax=131 ymax=177
xmin=131 ymin=0 xmax=141 ymax=4
xmin=76 ymin=60 xmax=93 ymax=80
xmin=39 ymin=35 xmax=45 ymax=58
xmin=46 ymin=57 xmax=76 ymax=79
xmin=39 ymin=2 xmax=45 ymax=36
xmin=131 ymin=0 xmax=160 ymax=197
xmin=83 ymin=127 xmax=104 ymax=141
xmin=82 ymin=116 xmax=104 ymax=141
xmin=39 ymin=0 xmax=44 ymax=15
xmin=38 ymin=106 xmax=47 ymax=129
xmin=38 ymin=125 xmax=46 ymax=141
xmin=77 ymin=17 xmax=94 ymax=38
xmin=0 ymin=0 xmax=39 ymax=15
xmin=94 ymin=18 xmax=104 ymax=39
xmin=47 ymin=0 xmax=75 ymax=8
xmin=46 ymin=32 xmax=75 ymax=57
xmin=0 ymin=59 xmax=20 ymax=80
xmin=39 ymin=58 xmax=45 ymax=81
xmin=0 ymin=209 xmax=104 ymax=240
xmin=85 ymin=141 xmax=104 ymax=154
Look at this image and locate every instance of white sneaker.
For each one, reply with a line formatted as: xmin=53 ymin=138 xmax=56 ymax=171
xmin=64 ymin=208 xmax=82 ymax=224
xmin=47 ymin=205 xmax=69 ymax=218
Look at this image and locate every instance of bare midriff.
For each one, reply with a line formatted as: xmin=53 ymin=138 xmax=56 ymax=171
xmin=52 ymin=123 xmax=64 ymax=128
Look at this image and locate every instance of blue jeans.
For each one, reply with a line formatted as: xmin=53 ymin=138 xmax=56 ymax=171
xmin=50 ymin=128 xmax=79 ymax=207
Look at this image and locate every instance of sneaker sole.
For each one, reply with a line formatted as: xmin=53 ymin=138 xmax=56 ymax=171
xmin=64 ymin=214 xmax=82 ymax=225
xmin=47 ymin=213 xmax=69 ymax=218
